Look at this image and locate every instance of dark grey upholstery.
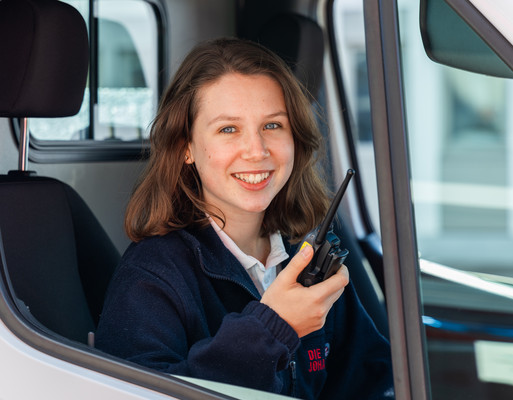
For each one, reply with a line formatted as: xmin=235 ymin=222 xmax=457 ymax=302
xmin=0 ymin=0 xmax=88 ymax=117
xmin=256 ymin=13 xmax=325 ymax=99
xmin=0 ymin=0 xmax=119 ymax=344
xmin=0 ymin=176 xmax=120 ymax=342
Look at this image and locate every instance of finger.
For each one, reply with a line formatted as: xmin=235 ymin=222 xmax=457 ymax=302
xmin=318 ymin=271 xmax=349 ymax=306
xmin=276 ymin=244 xmax=314 ymax=282
xmin=314 ymin=264 xmax=349 ymax=293
xmin=335 ymin=263 xmax=349 ymax=279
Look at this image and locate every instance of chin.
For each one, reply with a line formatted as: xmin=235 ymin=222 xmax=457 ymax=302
xmin=241 ymin=202 xmax=272 ymax=214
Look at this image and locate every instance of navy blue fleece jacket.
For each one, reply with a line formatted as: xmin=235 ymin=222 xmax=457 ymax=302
xmin=95 ymin=225 xmax=394 ymax=399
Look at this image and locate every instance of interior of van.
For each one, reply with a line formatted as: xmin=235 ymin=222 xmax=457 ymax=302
xmin=1 ymin=0 xmax=513 ymax=399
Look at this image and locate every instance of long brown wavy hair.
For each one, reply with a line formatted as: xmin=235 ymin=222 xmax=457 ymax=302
xmin=125 ymin=37 xmax=330 ymax=242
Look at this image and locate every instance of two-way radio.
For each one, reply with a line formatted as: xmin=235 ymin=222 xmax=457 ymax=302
xmin=296 ymin=169 xmax=355 ymax=287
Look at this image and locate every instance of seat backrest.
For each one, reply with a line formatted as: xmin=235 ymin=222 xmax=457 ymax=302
xmin=252 ymin=13 xmax=325 ymax=99
xmin=0 ymin=0 xmax=120 ymax=344
xmin=0 ymin=176 xmax=120 ymax=343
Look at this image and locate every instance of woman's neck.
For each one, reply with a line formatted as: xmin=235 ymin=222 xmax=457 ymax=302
xmin=213 ymin=213 xmax=270 ymax=264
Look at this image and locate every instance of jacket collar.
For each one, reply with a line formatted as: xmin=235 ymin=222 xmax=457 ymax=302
xmin=178 ymin=225 xmax=262 ymax=299
xmin=176 ymin=225 xmax=300 ymax=299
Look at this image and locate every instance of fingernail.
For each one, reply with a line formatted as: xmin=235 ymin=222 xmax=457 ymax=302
xmin=300 ymin=243 xmax=313 ymax=257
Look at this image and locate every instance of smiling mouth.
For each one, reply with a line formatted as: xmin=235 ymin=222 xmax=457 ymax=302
xmin=233 ymin=172 xmax=271 ymax=184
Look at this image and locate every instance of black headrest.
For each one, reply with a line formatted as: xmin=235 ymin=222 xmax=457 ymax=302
xmin=256 ymin=14 xmax=324 ymax=98
xmin=0 ymin=0 xmax=89 ymax=118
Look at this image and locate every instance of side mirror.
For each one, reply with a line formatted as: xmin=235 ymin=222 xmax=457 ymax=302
xmin=420 ymin=0 xmax=513 ymax=78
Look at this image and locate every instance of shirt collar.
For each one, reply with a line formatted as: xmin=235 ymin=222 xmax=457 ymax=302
xmin=209 ymin=218 xmax=289 ymax=271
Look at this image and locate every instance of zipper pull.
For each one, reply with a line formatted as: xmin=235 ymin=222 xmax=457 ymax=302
xmin=289 ymin=360 xmax=297 ymax=379
xmin=289 ymin=359 xmax=297 ymax=396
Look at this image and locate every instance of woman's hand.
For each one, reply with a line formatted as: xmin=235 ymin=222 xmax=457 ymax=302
xmin=261 ymin=245 xmax=349 ymax=338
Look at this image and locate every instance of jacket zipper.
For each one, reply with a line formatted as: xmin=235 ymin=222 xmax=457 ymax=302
xmin=197 ymin=246 xmax=297 ymax=395
xmin=196 ymin=248 xmax=261 ymax=300
xmin=289 ymin=355 xmax=297 ymax=397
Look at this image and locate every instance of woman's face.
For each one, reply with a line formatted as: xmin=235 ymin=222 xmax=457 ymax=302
xmin=188 ymin=72 xmax=294 ymax=221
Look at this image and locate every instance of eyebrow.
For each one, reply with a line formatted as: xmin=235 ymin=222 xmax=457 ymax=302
xmin=207 ymin=111 xmax=288 ymax=126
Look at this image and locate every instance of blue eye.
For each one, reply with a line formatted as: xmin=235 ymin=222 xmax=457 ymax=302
xmin=220 ymin=126 xmax=236 ymax=134
xmin=264 ymin=122 xmax=280 ymax=130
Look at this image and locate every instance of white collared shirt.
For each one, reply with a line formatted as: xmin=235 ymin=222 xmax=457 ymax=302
xmin=209 ymin=218 xmax=289 ymax=295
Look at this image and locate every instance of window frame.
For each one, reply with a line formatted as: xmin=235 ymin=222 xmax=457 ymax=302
xmin=360 ymin=0 xmax=431 ymax=398
xmin=361 ymin=0 xmax=513 ymax=398
xmin=16 ymin=0 xmax=168 ymax=164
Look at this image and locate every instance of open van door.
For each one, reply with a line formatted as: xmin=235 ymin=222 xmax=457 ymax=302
xmin=357 ymin=0 xmax=513 ymax=398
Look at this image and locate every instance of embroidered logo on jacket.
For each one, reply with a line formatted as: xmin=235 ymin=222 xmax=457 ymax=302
xmin=307 ymin=345 xmax=327 ymax=372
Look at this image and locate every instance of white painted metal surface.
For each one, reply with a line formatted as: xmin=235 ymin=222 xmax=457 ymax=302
xmin=469 ymin=0 xmax=513 ymax=46
xmin=0 ymin=321 xmax=173 ymax=399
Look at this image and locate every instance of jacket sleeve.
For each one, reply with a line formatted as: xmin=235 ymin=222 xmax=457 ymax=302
xmin=319 ymin=283 xmax=395 ymax=400
xmin=95 ymin=263 xmax=300 ymax=394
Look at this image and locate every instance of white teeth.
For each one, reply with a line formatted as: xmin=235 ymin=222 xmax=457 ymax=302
xmin=234 ymin=172 xmax=270 ymax=184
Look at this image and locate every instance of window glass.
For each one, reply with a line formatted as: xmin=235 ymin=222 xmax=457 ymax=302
xmin=397 ymin=0 xmax=513 ymax=398
xmin=397 ymin=0 xmax=513 ymax=281
xmin=333 ymin=1 xmax=380 ymax=232
xmin=335 ymin=0 xmax=513 ymax=397
xmin=30 ymin=0 xmax=159 ymax=142
xmin=335 ymin=0 xmax=513 ymax=301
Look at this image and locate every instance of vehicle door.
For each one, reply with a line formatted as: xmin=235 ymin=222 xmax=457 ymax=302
xmin=338 ymin=0 xmax=513 ymax=398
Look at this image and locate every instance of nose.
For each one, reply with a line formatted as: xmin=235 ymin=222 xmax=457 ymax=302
xmin=241 ymin=130 xmax=270 ymax=161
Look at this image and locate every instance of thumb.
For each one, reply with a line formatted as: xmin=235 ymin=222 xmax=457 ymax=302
xmin=279 ymin=243 xmax=314 ymax=282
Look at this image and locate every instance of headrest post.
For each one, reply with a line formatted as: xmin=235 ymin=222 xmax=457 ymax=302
xmin=18 ymin=118 xmax=30 ymax=171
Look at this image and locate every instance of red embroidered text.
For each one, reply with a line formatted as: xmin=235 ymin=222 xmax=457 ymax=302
xmin=307 ymin=348 xmax=325 ymax=372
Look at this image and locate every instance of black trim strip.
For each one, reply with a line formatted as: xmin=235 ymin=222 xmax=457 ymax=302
xmin=362 ymin=0 xmax=431 ymax=399
xmin=325 ymin=0 xmax=376 ymax=237
xmin=12 ymin=119 xmax=149 ymax=163
xmin=89 ymin=0 xmax=97 ymax=141
xmin=325 ymin=0 xmax=386 ymax=293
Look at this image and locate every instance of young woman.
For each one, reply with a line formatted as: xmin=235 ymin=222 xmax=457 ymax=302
xmin=96 ymin=38 xmax=393 ymax=399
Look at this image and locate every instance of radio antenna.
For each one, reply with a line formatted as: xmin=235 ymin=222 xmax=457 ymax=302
xmin=315 ymin=169 xmax=355 ymax=245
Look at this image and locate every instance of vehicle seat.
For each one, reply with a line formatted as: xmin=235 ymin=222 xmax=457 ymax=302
xmin=0 ymin=0 xmax=120 ymax=344
xmin=242 ymin=12 xmax=390 ymax=338
xmin=252 ymin=13 xmax=325 ymax=100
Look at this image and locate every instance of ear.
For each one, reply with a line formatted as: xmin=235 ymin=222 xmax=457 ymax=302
xmin=185 ymin=144 xmax=194 ymax=164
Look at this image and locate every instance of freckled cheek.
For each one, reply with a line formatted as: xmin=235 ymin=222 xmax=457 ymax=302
xmin=271 ymin=137 xmax=294 ymax=165
xmin=196 ymin=151 xmax=228 ymax=178
xmin=284 ymin=145 xmax=295 ymax=175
